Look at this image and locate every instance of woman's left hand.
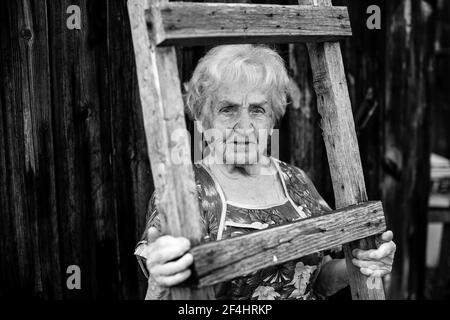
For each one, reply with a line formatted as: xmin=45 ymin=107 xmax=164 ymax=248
xmin=351 ymin=230 xmax=396 ymax=277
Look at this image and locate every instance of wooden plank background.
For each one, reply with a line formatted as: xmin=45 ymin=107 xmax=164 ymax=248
xmin=0 ymin=0 xmax=438 ymax=300
xmin=426 ymin=0 xmax=450 ymax=300
xmin=0 ymin=0 xmax=152 ymax=299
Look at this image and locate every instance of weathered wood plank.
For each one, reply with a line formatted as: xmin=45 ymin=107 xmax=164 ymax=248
xmin=191 ymin=201 xmax=385 ymax=288
xmin=47 ymin=0 xmax=108 ymax=299
xmin=298 ymin=0 xmax=386 ymax=300
xmin=0 ymin=0 xmax=64 ymax=298
xmin=383 ymin=0 xmax=433 ymax=299
xmin=147 ymin=2 xmax=351 ymax=46
xmin=104 ymin=0 xmax=153 ymax=299
xmin=0 ymin=0 xmax=33 ymax=296
xmin=127 ymin=0 xmax=214 ymax=300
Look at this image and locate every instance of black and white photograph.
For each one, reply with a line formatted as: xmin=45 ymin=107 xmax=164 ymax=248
xmin=0 ymin=0 xmax=449 ymax=308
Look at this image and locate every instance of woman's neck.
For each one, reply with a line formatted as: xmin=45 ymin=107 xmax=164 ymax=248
xmin=203 ymin=155 xmax=286 ymax=206
xmin=203 ymin=155 xmax=276 ymax=177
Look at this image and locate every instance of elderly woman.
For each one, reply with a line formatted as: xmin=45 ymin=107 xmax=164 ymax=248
xmin=135 ymin=44 xmax=396 ymax=300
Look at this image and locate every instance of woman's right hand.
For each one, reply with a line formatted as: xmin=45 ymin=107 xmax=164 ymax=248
xmin=144 ymin=227 xmax=194 ymax=287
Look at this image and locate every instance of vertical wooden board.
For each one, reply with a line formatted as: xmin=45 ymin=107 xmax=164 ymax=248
xmin=0 ymin=0 xmax=156 ymax=299
xmin=46 ymin=0 xmax=86 ymax=299
xmin=383 ymin=0 xmax=432 ymax=299
xmin=46 ymin=0 xmax=116 ymax=299
xmin=0 ymin=0 xmax=30 ymax=297
xmin=429 ymin=0 xmax=450 ymax=301
xmin=0 ymin=81 xmax=9 ymax=298
xmin=106 ymin=0 xmax=153 ymax=299
xmin=0 ymin=0 xmax=21 ymax=297
xmin=0 ymin=47 xmax=7 ymax=297
xmin=431 ymin=0 xmax=450 ymax=158
xmin=0 ymin=0 xmax=64 ymax=298
xmin=127 ymin=0 xmax=214 ymax=299
xmin=21 ymin=0 xmax=63 ymax=299
xmin=298 ymin=0 xmax=385 ymax=300
xmin=309 ymin=41 xmax=386 ymax=300
xmin=83 ymin=0 xmax=125 ymax=299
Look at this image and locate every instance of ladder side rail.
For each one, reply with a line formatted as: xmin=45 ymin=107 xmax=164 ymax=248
xmin=127 ymin=0 xmax=215 ymax=300
xmin=298 ymin=0 xmax=386 ymax=300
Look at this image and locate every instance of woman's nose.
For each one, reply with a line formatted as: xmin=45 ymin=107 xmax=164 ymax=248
xmin=235 ymin=111 xmax=252 ymax=131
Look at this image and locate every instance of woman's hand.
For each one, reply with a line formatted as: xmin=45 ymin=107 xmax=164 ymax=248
xmin=143 ymin=227 xmax=194 ymax=287
xmin=351 ymin=230 xmax=396 ymax=277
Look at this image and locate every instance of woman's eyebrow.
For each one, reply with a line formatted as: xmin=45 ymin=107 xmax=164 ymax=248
xmin=249 ymin=99 xmax=268 ymax=106
xmin=218 ymin=100 xmax=240 ymax=107
xmin=217 ymin=99 xmax=267 ymax=107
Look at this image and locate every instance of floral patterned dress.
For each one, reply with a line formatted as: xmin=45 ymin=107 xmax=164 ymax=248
xmin=135 ymin=157 xmax=341 ymax=300
xmin=214 ymin=201 xmax=324 ymax=300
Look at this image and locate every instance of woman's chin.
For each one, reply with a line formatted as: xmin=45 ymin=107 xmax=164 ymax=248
xmin=224 ymin=152 xmax=259 ymax=165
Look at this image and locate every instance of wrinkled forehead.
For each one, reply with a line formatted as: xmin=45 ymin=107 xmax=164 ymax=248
xmin=213 ymin=80 xmax=270 ymax=106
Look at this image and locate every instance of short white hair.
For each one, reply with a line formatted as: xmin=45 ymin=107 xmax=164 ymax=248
xmin=183 ymin=44 xmax=290 ymax=124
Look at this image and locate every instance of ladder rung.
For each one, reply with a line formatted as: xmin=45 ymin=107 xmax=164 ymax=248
xmin=190 ymin=201 xmax=385 ymax=287
xmin=147 ymin=2 xmax=352 ymax=47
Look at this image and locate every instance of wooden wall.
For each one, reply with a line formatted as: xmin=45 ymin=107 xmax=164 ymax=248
xmin=0 ymin=0 xmax=152 ymax=299
xmin=0 ymin=0 xmax=438 ymax=299
xmin=428 ymin=0 xmax=450 ymax=300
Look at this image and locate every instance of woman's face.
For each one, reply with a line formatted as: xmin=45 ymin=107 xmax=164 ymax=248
xmin=204 ymin=81 xmax=274 ymax=165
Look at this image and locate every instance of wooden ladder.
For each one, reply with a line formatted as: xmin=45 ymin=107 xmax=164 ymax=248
xmin=127 ymin=0 xmax=387 ymax=300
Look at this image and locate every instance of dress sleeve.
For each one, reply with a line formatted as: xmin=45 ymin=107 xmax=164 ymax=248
xmin=134 ymin=191 xmax=172 ymax=299
xmin=134 ymin=191 xmax=160 ymax=280
xmin=143 ymin=191 xmax=161 ymax=237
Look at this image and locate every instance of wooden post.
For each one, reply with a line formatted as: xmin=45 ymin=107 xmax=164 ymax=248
xmin=298 ymin=0 xmax=386 ymax=299
xmin=127 ymin=0 xmax=214 ymax=300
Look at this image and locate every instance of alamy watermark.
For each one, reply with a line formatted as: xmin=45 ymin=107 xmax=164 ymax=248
xmin=66 ymin=265 xmax=81 ymax=290
xmin=366 ymin=5 xmax=381 ymax=30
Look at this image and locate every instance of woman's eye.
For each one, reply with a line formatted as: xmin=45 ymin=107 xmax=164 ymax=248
xmin=220 ymin=106 xmax=234 ymax=114
xmin=251 ymin=106 xmax=265 ymax=114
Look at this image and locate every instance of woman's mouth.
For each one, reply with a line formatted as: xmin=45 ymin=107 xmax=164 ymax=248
xmin=230 ymin=136 xmax=256 ymax=145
